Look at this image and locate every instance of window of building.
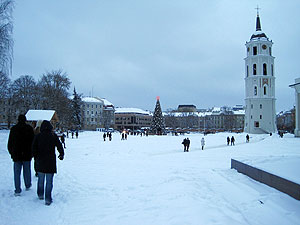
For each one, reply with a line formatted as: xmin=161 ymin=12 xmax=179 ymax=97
xmin=263 ymin=63 xmax=267 ymax=75
xmin=269 ymin=47 xmax=272 ymax=56
xmin=264 ymin=86 xmax=267 ymax=95
xmin=260 ymin=115 xmax=262 ymax=119
xmin=246 ymin=66 xmax=249 ymax=77
xmin=255 ymin=121 xmax=259 ymax=127
xmin=254 ymin=86 xmax=257 ymax=96
xmin=253 ymin=64 xmax=257 ymax=75
xmin=253 ymin=46 xmax=257 ymax=55
xmin=260 ymin=104 xmax=262 ymax=109
xmin=251 ymin=104 xmax=253 ymax=109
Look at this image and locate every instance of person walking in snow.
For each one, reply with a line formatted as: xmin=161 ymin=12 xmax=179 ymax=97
xmin=201 ymin=137 xmax=205 ymax=150
xmin=227 ymin=136 xmax=230 ymax=145
xmin=75 ymin=130 xmax=78 ymax=139
xmin=186 ymin=138 xmax=190 ymax=152
xmin=32 ymin=120 xmax=64 ymax=206
xmin=182 ymin=138 xmax=187 ymax=152
xmin=7 ymin=114 xmax=35 ymax=196
xmin=246 ymin=134 xmax=250 ymax=143
xmin=103 ymin=133 xmax=106 ymax=141
xmin=231 ymin=136 xmax=235 ymax=146
xmin=60 ymin=133 xmax=66 ymax=148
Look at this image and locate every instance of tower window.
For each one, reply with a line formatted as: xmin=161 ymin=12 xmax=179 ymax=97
xmin=255 ymin=121 xmax=259 ymax=127
xmin=253 ymin=64 xmax=257 ymax=75
xmin=254 ymin=86 xmax=257 ymax=96
xmin=260 ymin=104 xmax=262 ymax=109
xmin=253 ymin=46 xmax=257 ymax=55
xmin=263 ymin=63 xmax=267 ymax=75
xmin=260 ymin=115 xmax=262 ymax=119
xmin=271 ymin=64 xmax=274 ymax=76
xmin=269 ymin=47 xmax=272 ymax=56
xmin=246 ymin=66 xmax=249 ymax=77
xmin=264 ymin=86 xmax=267 ymax=95
xmin=251 ymin=104 xmax=253 ymax=109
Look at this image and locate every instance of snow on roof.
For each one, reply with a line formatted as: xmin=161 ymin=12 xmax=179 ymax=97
xmin=233 ymin=110 xmax=245 ymax=115
xmin=26 ymin=110 xmax=56 ymax=121
xmin=82 ymin=97 xmax=103 ymax=103
xmin=101 ymin=98 xmax=113 ymax=106
xmin=115 ymin=108 xmax=150 ymax=115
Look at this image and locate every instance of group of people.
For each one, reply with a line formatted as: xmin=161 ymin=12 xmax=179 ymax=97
xmin=67 ymin=130 xmax=79 ymax=139
xmin=7 ymin=114 xmax=64 ymax=206
xmin=103 ymin=132 xmax=112 ymax=141
xmin=182 ymin=137 xmax=206 ymax=152
xmin=227 ymin=136 xmax=235 ymax=146
xmin=121 ymin=132 xmax=128 ymax=140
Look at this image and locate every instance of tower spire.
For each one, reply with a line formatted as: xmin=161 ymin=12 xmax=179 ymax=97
xmin=255 ymin=5 xmax=262 ymax=31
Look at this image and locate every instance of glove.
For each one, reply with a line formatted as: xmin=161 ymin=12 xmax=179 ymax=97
xmin=58 ymin=154 xmax=64 ymax=160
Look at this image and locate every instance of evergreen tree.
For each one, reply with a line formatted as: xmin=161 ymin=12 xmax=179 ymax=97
xmin=151 ymin=97 xmax=165 ymax=135
xmin=71 ymin=87 xmax=82 ymax=129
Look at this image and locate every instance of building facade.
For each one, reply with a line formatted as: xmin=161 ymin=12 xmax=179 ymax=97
xmin=114 ymin=108 xmax=152 ymax=131
xmin=244 ymin=12 xmax=276 ymax=134
xmin=81 ymin=97 xmax=115 ymax=130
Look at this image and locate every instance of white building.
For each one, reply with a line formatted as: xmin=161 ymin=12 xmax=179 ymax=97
xmin=81 ymin=97 xmax=115 ymax=130
xmin=244 ymin=12 xmax=276 ymax=134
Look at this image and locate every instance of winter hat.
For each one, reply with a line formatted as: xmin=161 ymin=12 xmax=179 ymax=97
xmin=40 ymin=120 xmax=53 ymax=132
xmin=18 ymin=114 xmax=26 ymax=122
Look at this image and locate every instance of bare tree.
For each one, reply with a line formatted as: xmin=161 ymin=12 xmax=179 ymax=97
xmin=11 ymin=75 xmax=36 ymax=113
xmin=0 ymin=70 xmax=10 ymax=98
xmin=0 ymin=0 xmax=13 ymax=76
xmin=38 ymin=69 xmax=71 ymax=127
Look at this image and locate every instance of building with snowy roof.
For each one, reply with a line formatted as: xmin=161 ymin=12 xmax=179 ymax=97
xmin=114 ymin=107 xmax=152 ymax=131
xmin=164 ymin=106 xmax=244 ymax=132
xmin=81 ymin=97 xmax=115 ymax=130
xmin=25 ymin=110 xmax=59 ymax=128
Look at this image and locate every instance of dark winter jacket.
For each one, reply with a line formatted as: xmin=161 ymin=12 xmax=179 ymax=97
xmin=32 ymin=120 xmax=64 ymax=173
xmin=7 ymin=121 xmax=34 ymax=162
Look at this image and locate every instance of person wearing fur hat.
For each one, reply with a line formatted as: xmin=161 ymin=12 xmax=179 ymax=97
xmin=7 ymin=114 xmax=34 ymax=196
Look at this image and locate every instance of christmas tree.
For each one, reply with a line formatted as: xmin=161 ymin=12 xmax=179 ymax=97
xmin=151 ymin=96 xmax=165 ymax=135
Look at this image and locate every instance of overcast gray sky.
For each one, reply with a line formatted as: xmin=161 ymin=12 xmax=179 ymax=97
xmin=12 ymin=0 xmax=300 ymax=111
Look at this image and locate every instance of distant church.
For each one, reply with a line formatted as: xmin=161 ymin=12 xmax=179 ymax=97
xmin=244 ymin=10 xmax=276 ymax=134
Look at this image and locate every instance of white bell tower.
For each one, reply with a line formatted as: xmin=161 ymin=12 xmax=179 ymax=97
xmin=244 ymin=9 xmax=276 ymax=134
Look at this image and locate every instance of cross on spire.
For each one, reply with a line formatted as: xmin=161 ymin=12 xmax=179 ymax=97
xmin=255 ymin=5 xmax=261 ymax=16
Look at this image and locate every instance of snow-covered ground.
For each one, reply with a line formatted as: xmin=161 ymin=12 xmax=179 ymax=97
xmin=0 ymin=130 xmax=300 ymax=225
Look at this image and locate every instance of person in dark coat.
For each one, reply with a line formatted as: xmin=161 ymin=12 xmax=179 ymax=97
xmin=231 ymin=136 xmax=235 ymax=146
xmin=182 ymin=138 xmax=191 ymax=152
xmin=227 ymin=136 xmax=230 ymax=146
xmin=186 ymin=138 xmax=190 ymax=152
xmin=182 ymin=138 xmax=187 ymax=152
xmin=32 ymin=120 xmax=64 ymax=205
xmin=7 ymin=114 xmax=34 ymax=196
xmin=103 ymin=133 xmax=106 ymax=141
xmin=246 ymin=134 xmax=250 ymax=143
